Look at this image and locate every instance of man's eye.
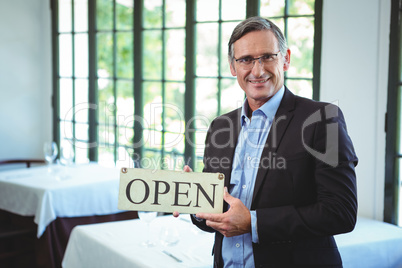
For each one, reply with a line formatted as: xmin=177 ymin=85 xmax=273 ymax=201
xmin=262 ymin=55 xmax=273 ymax=61
xmin=240 ymin=58 xmax=253 ymax=64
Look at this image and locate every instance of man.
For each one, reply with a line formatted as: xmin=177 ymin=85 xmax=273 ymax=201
xmin=177 ymin=16 xmax=358 ymax=268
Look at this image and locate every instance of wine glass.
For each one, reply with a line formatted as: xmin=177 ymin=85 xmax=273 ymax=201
xmin=159 ymin=226 xmax=179 ymax=246
xmin=43 ymin=142 xmax=58 ymax=172
xmin=60 ymin=141 xmax=74 ymax=166
xmin=138 ymin=211 xmax=158 ymax=247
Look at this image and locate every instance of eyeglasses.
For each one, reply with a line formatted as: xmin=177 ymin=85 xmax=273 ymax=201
xmin=234 ymin=52 xmax=280 ymax=70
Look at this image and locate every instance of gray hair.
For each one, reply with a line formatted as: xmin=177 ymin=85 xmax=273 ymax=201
xmin=228 ymin=16 xmax=288 ymax=66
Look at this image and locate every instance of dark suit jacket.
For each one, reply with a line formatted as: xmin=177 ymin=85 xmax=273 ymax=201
xmin=191 ymin=87 xmax=358 ymax=268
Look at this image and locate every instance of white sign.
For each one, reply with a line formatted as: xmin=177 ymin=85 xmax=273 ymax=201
xmin=118 ymin=168 xmax=225 ymax=214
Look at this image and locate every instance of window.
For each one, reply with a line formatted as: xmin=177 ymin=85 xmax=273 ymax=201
xmin=51 ymin=0 xmax=322 ymax=171
xmin=385 ymin=0 xmax=402 ymax=226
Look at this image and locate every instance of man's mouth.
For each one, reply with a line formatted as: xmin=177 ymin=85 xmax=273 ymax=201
xmin=249 ymin=77 xmax=270 ymax=84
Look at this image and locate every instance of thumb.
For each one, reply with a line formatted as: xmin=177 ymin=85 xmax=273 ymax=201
xmin=223 ymin=187 xmax=235 ymax=204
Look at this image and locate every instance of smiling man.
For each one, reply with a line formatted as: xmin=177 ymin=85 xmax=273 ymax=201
xmin=178 ymin=16 xmax=358 ymax=268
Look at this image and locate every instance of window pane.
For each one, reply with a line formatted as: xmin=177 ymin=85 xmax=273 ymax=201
xmin=116 ymin=146 xmax=133 ymax=168
xmin=269 ymin=18 xmax=284 ymax=33
xmin=165 ymin=82 xmax=185 ymax=133
xmin=74 ymin=33 xmax=89 ymax=78
xmin=287 ymin=17 xmax=314 ymax=78
xmin=97 ymin=0 xmax=113 ymax=30
xmin=74 ymin=0 xmax=88 ymax=32
xmin=98 ymin=78 xmax=114 ymax=124
xmin=98 ymin=146 xmax=115 ymax=167
xmin=144 ymin=83 xmax=162 ymax=131
xmin=196 ymin=78 xmax=218 ymax=122
xmin=118 ymin=127 xmax=134 ymax=147
xmin=60 ymin=121 xmax=74 ymax=140
xmin=59 ymin=34 xmax=73 ymax=77
xmin=143 ymin=130 xmax=162 ymax=150
xmin=288 ymin=0 xmax=314 ymax=16
xmin=196 ymin=0 xmax=219 ymax=22
xmin=144 ymin=82 xmax=162 ymax=107
xmin=116 ymin=0 xmax=134 ymax=30
xmin=75 ymin=123 xmax=89 ymax=141
xmin=260 ymin=0 xmax=285 ymax=17
xmin=75 ymin=78 xmax=89 ymax=123
xmin=98 ymin=125 xmax=115 ymax=146
xmin=116 ymin=32 xmax=133 ymax=79
xmin=116 ymin=80 xmax=134 ymax=127
xmin=144 ymin=0 xmax=162 ymax=28
xmin=59 ymin=0 xmax=72 ymax=32
xmin=97 ymin=33 xmax=113 ymax=78
xmin=221 ymin=78 xmax=244 ymax=114
xmin=60 ymin=78 xmax=73 ymax=121
xmin=164 ymin=150 xmax=185 ymax=171
xmin=286 ymin=79 xmax=312 ymax=99
xmin=143 ymin=30 xmax=162 ymax=80
xmin=195 ymin=129 xmax=208 ymax=172
xmin=196 ymin=23 xmax=218 ymax=77
xmin=142 ymin=149 xmax=162 ymax=169
xmin=164 ymin=132 xmax=185 ymax=154
xmin=221 ymin=0 xmax=246 ymax=21
xmin=165 ymin=0 xmax=186 ymax=28
xmin=165 ymin=29 xmax=185 ymax=81
xmin=221 ymin=22 xmax=238 ymax=77
xmin=75 ymin=141 xmax=89 ymax=164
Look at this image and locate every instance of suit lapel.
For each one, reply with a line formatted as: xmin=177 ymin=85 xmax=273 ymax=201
xmin=223 ymin=108 xmax=242 ymax=189
xmin=251 ymin=87 xmax=296 ymax=204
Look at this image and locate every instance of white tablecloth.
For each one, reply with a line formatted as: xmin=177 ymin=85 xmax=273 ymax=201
xmin=335 ymin=217 xmax=402 ymax=268
xmin=0 ymin=163 xmax=123 ymax=237
xmin=62 ymin=214 xmax=214 ymax=268
xmin=62 ymin=215 xmax=402 ymax=268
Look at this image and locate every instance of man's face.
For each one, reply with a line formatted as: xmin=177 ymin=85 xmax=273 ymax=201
xmin=230 ymin=30 xmax=291 ymax=110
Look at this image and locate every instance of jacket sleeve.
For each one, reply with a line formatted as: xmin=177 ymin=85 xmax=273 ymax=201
xmin=256 ymin=105 xmax=358 ymax=243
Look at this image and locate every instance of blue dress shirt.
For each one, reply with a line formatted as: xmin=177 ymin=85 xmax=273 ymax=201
xmin=222 ymin=86 xmax=285 ymax=268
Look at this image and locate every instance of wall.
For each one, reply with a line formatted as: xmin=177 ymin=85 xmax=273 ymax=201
xmin=320 ymin=0 xmax=391 ymax=220
xmin=0 ymin=0 xmax=52 ymax=159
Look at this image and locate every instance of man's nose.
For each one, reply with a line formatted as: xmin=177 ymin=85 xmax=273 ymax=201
xmin=251 ymin=58 xmax=265 ymax=76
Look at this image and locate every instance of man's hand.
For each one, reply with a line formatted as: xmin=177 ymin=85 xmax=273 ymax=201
xmin=195 ymin=187 xmax=251 ymax=237
xmin=172 ymin=165 xmax=193 ymax=218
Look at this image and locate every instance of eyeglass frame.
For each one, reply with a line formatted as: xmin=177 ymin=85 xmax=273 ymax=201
xmin=233 ymin=51 xmax=281 ymax=69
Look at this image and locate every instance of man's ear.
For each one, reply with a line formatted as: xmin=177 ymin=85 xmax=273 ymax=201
xmin=283 ymin=49 xmax=291 ymax=71
xmin=229 ymin=59 xmax=237 ymax=76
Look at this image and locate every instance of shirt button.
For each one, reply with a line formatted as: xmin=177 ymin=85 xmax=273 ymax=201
xmin=247 ymin=156 xmax=251 ymax=161
xmin=235 ymin=243 xmax=240 ymax=248
xmin=242 ymin=185 xmax=246 ymax=189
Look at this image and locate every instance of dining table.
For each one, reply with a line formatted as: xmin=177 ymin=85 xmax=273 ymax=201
xmin=0 ymin=163 xmax=137 ymax=268
xmin=62 ymin=214 xmax=214 ymax=268
xmin=62 ymin=215 xmax=402 ymax=268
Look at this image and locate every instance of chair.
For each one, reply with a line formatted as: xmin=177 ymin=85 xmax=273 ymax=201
xmin=0 ymin=159 xmax=46 ymax=169
xmin=0 ymin=159 xmax=44 ymax=266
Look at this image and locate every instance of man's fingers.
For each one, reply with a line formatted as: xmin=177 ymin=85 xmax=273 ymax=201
xmin=183 ymin=165 xmax=193 ymax=172
xmin=172 ymin=211 xmax=180 ymax=217
xmin=196 ymin=212 xmax=223 ymax=222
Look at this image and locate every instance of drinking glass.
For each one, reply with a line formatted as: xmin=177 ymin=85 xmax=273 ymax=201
xmin=60 ymin=141 xmax=74 ymax=166
xmin=138 ymin=211 xmax=158 ymax=247
xmin=160 ymin=226 xmax=179 ymax=246
xmin=43 ymin=142 xmax=58 ymax=172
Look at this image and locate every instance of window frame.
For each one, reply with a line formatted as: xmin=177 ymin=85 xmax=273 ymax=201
xmin=51 ymin=0 xmax=323 ymax=169
xmin=384 ymin=0 xmax=402 ymax=225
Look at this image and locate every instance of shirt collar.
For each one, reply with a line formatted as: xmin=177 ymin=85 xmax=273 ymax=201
xmin=241 ymin=86 xmax=285 ymax=125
